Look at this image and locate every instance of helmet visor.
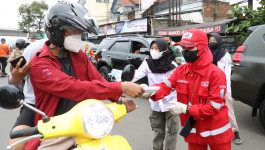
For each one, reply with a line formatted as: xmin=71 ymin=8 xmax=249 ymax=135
xmin=63 ymin=26 xmax=84 ymax=35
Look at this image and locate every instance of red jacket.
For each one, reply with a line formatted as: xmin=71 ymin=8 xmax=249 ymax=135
xmin=26 ymin=41 xmax=121 ymax=149
xmin=151 ymin=46 xmax=234 ymax=145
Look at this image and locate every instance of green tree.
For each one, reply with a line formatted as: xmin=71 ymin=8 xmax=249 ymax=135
xmin=18 ymin=0 xmax=48 ymax=35
xmin=226 ymin=1 xmax=265 ymax=45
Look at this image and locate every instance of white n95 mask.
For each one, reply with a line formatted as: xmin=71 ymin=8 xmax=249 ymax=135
xmin=150 ymin=50 xmax=163 ymax=60
xmin=63 ymin=34 xmax=82 ymax=53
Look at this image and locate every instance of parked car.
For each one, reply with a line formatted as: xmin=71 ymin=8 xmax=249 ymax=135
xmin=231 ymin=24 xmax=265 ymax=130
xmin=95 ymin=34 xmax=158 ymax=83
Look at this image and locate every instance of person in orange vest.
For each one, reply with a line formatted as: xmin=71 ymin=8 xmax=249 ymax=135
xmin=84 ymin=42 xmax=96 ymax=65
xmin=0 ymin=38 xmax=11 ymax=77
xmin=84 ymin=42 xmax=95 ymax=56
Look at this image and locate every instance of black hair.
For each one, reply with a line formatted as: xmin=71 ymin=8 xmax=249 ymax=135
xmin=163 ymin=35 xmax=172 ymax=40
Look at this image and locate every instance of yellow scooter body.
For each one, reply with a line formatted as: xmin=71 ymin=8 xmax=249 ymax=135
xmin=74 ymin=135 xmax=132 ymax=150
xmin=37 ymin=99 xmax=132 ymax=150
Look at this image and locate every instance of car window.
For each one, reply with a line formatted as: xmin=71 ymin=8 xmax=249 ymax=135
xmin=110 ymin=41 xmax=130 ymax=53
xmin=131 ymin=41 xmax=146 ymax=54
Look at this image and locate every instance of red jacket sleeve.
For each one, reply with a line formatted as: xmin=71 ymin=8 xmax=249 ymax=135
xmin=150 ymin=68 xmax=178 ymax=101
xmin=30 ymin=56 xmax=121 ymax=102
xmin=189 ymin=70 xmax=227 ymax=120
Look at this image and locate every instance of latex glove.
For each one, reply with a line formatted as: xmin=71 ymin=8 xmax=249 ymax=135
xmin=165 ymin=101 xmax=187 ymax=115
xmin=140 ymin=84 xmax=150 ymax=98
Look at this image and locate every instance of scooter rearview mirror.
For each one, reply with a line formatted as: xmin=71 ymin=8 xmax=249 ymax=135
xmin=121 ymin=64 xmax=135 ymax=82
xmin=0 ymin=85 xmax=24 ymax=109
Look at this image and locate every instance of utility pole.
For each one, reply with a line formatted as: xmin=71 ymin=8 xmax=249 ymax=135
xmin=169 ymin=0 xmax=172 ymax=27
xmin=248 ymin=0 xmax=253 ymax=10
xmin=139 ymin=0 xmax=141 ymax=13
xmin=172 ymin=0 xmax=175 ymax=26
xmin=177 ymin=0 xmax=181 ymax=26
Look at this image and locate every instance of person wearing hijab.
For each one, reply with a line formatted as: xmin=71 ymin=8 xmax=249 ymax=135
xmin=150 ymin=29 xmax=234 ymax=150
xmin=209 ymin=33 xmax=242 ymax=145
xmin=132 ymin=38 xmax=179 ymax=150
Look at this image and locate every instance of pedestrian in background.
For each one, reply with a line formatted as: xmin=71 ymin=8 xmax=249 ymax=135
xmin=209 ymin=32 xmax=242 ymax=145
xmin=151 ymin=29 xmax=234 ymax=150
xmin=132 ymin=38 xmax=179 ymax=150
xmin=164 ymin=35 xmax=182 ymax=58
xmin=8 ymin=39 xmax=26 ymax=69
xmin=0 ymin=38 xmax=11 ymax=77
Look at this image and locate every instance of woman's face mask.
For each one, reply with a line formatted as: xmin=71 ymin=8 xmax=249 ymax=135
xmin=63 ymin=34 xmax=82 ymax=53
xmin=182 ymin=50 xmax=199 ymax=62
xmin=209 ymin=42 xmax=218 ymax=50
xmin=150 ymin=49 xmax=164 ymax=60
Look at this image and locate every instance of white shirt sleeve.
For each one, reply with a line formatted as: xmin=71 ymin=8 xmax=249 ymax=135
xmin=131 ymin=59 xmax=148 ymax=82
xmin=224 ymin=52 xmax=232 ymax=92
xmin=22 ymin=39 xmax=46 ymax=61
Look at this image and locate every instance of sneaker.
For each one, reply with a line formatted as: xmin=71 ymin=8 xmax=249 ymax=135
xmin=2 ymin=72 xmax=7 ymax=76
xmin=233 ymin=131 xmax=242 ymax=145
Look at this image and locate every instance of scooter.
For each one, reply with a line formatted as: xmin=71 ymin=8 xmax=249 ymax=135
xmin=0 ymin=64 xmax=159 ymax=150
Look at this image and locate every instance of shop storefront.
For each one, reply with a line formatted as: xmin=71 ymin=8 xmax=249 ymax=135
xmin=154 ymin=19 xmax=237 ymax=53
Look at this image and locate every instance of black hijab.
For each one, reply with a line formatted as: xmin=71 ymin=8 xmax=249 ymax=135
xmin=146 ymin=38 xmax=176 ymax=73
xmin=209 ymin=33 xmax=226 ymax=66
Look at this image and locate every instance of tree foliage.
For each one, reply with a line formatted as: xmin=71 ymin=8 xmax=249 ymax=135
xmin=226 ymin=1 xmax=265 ymax=45
xmin=18 ymin=0 xmax=48 ymax=34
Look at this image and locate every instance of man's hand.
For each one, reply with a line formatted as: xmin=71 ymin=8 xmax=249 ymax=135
xmin=140 ymin=84 xmax=150 ymax=98
xmin=165 ymin=101 xmax=187 ymax=115
xmin=120 ymin=97 xmax=137 ymax=113
xmin=9 ymin=58 xmax=29 ymax=86
xmin=121 ymin=82 xmax=145 ymax=98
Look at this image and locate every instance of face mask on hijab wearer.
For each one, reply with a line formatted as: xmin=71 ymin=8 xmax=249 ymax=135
xmin=63 ymin=34 xmax=83 ymax=53
xmin=209 ymin=42 xmax=218 ymax=50
xmin=150 ymin=50 xmax=164 ymax=60
xmin=182 ymin=50 xmax=200 ymax=62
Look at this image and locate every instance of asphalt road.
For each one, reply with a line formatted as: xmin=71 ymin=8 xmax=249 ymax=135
xmin=0 ymin=64 xmax=264 ymax=149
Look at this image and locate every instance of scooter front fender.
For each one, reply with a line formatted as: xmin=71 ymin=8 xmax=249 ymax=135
xmin=74 ymin=135 xmax=132 ymax=150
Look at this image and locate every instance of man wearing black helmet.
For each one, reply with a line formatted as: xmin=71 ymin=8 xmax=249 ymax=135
xmin=7 ymin=39 xmax=26 ymax=70
xmin=22 ymin=1 xmax=144 ymax=150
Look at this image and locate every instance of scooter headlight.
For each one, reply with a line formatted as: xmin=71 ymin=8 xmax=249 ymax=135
xmin=82 ymin=102 xmax=114 ymax=139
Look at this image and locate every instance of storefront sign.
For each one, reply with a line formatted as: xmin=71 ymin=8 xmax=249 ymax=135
xmin=123 ymin=18 xmax=147 ymax=33
xmin=155 ymin=24 xmax=225 ymax=36
xmin=98 ymin=18 xmax=147 ymax=36
xmin=115 ymin=22 xmax=125 ymax=34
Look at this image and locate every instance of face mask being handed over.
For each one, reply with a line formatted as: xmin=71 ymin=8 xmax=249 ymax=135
xmin=63 ymin=34 xmax=83 ymax=53
xmin=182 ymin=50 xmax=199 ymax=62
xmin=150 ymin=50 xmax=164 ymax=60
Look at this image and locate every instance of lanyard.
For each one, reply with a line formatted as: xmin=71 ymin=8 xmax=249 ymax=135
xmin=189 ymin=74 xmax=200 ymax=104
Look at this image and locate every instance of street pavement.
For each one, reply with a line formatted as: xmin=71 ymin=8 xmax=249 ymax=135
xmin=0 ymin=63 xmax=264 ymax=149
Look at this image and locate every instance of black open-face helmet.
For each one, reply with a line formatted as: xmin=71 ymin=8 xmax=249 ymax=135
xmin=15 ymin=39 xmax=26 ymax=49
xmin=44 ymin=1 xmax=98 ymax=47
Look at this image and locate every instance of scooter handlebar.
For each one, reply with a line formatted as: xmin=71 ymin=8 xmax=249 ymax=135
xmin=10 ymin=127 xmax=39 ymax=139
